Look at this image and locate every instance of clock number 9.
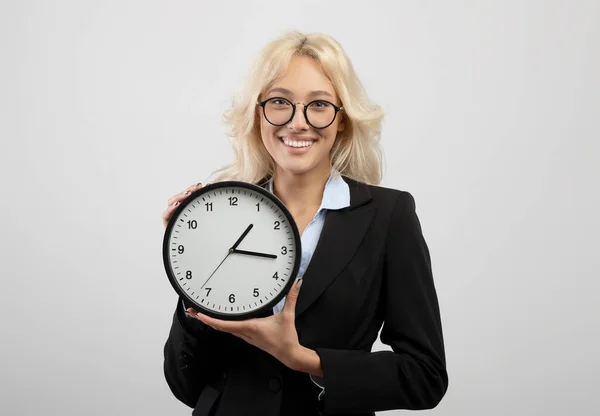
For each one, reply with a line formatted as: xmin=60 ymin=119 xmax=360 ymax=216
xmin=178 ymin=245 xmax=185 ymax=254
xmin=281 ymin=246 xmax=287 ymax=255
xmin=229 ymin=294 xmax=235 ymax=303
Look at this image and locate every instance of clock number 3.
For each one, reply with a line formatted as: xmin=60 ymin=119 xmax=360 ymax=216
xmin=281 ymin=246 xmax=287 ymax=255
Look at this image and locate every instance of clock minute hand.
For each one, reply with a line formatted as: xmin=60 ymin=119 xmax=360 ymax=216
xmin=232 ymin=249 xmax=277 ymax=259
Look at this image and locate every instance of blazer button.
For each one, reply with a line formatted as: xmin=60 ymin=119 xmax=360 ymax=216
xmin=269 ymin=378 xmax=281 ymax=392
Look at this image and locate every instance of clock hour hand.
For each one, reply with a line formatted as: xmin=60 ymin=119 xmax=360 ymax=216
xmin=230 ymin=224 xmax=253 ymax=251
xmin=232 ymin=249 xmax=277 ymax=259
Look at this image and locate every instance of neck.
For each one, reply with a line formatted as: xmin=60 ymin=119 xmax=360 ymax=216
xmin=272 ymin=164 xmax=332 ymax=211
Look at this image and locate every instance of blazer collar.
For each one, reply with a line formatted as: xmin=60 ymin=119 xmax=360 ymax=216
xmin=295 ymin=176 xmax=374 ymax=318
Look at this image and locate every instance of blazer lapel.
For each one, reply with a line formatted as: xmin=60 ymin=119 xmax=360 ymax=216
xmin=295 ymin=177 xmax=375 ymax=319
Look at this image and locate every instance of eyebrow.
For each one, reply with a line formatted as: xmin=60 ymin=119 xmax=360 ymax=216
xmin=266 ymin=87 xmax=333 ymax=98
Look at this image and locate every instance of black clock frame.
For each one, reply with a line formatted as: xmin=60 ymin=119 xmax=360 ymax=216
xmin=162 ymin=180 xmax=302 ymax=320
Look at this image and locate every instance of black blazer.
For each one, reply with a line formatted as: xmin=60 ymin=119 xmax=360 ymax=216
xmin=163 ymin=177 xmax=448 ymax=416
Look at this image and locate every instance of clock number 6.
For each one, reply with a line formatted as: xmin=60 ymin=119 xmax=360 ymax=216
xmin=229 ymin=294 xmax=236 ymax=303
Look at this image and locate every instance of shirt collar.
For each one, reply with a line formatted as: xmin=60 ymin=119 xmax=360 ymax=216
xmin=266 ymin=169 xmax=350 ymax=212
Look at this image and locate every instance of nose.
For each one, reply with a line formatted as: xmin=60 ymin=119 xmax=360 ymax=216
xmin=287 ymin=104 xmax=309 ymax=131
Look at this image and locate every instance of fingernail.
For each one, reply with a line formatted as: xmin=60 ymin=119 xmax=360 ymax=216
xmin=182 ymin=190 xmax=190 ymax=195
xmin=172 ymin=201 xmax=179 ymax=206
xmin=297 ymin=279 xmax=303 ymax=289
xmin=197 ymin=182 xmax=202 ymax=186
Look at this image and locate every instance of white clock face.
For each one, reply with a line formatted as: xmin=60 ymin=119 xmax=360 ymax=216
xmin=163 ymin=182 xmax=300 ymax=320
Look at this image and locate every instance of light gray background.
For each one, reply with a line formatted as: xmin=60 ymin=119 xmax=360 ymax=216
xmin=1 ymin=1 xmax=598 ymax=415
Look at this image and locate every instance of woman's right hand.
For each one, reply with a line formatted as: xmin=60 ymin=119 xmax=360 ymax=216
xmin=162 ymin=182 xmax=205 ymax=229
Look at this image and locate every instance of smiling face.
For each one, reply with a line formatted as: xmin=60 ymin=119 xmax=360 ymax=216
xmin=257 ymin=55 xmax=345 ymax=179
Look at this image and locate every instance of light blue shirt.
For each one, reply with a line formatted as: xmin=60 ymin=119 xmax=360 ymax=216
xmin=268 ymin=171 xmax=351 ymax=314
xmin=267 ymin=170 xmax=350 ymax=401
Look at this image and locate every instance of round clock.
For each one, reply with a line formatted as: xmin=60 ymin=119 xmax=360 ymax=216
xmin=162 ymin=181 xmax=301 ymax=320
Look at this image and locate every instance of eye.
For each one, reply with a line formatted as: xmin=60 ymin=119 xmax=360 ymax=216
xmin=309 ymin=100 xmax=331 ymax=109
xmin=269 ymin=98 xmax=291 ymax=106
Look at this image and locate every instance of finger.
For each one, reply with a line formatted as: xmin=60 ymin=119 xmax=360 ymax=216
xmin=184 ymin=308 xmax=208 ymax=322
xmin=196 ymin=312 xmax=253 ymax=333
xmin=162 ymin=203 xmax=180 ymax=228
xmin=237 ymin=333 xmax=254 ymax=344
xmin=163 ymin=183 xmax=204 ymax=228
xmin=282 ymin=279 xmax=303 ymax=317
xmin=185 ymin=307 xmax=199 ymax=316
xmin=166 ymin=182 xmax=204 ymax=206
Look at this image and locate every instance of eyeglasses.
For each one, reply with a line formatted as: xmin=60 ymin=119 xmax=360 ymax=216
xmin=256 ymin=97 xmax=344 ymax=129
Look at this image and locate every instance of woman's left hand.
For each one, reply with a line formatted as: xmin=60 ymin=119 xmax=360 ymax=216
xmin=187 ymin=279 xmax=304 ymax=370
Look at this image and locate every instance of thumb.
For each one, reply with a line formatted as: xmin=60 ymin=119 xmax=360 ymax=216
xmin=283 ymin=279 xmax=302 ymax=313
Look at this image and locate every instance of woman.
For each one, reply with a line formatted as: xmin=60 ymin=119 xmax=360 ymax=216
xmin=161 ymin=31 xmax=448 ymax=416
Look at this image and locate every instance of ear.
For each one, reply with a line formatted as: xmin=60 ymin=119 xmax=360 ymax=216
xmin=337 ymin=113 xmax=346 ymax=133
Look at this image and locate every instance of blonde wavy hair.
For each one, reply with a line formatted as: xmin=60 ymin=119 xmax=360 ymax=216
xmin=208 ymin=31 xmax=385 ymax=185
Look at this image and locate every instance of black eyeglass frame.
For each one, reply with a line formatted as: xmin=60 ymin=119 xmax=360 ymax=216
xmin=256 ymin=97 xmax=344 ymax=129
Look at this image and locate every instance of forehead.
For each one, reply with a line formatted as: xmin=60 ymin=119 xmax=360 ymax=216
xmin=266 ymin=55 xmax=337 ymax=99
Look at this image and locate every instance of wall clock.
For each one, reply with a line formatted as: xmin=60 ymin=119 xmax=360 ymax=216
xmin=163 ymin=181 xmax=301 ymax=320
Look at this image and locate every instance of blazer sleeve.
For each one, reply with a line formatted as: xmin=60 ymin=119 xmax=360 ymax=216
xmin=315 ymin=191 xmax=449 ymax=414
xmin=163 ymin=298 xmax=226 ymax=408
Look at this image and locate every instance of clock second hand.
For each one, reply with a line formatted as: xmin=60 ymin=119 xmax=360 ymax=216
xmin=200 ymin=224 xmax=254 ymax=289
xmin=201 ymin=250 xmax=230 ymax=289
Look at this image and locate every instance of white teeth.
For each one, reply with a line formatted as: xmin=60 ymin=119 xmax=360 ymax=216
xmin=281 ymin=137 xmax=313 ymax=148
